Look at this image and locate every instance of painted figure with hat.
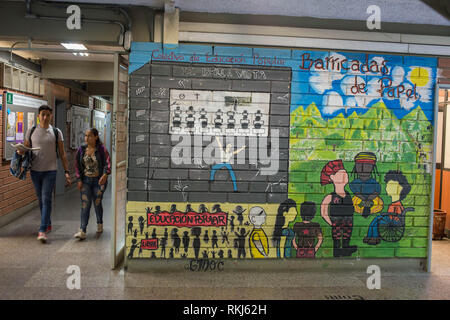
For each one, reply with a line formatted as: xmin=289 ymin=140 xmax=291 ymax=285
xmin=349 ymin=152 xmax=384 ymax=218
xmin=320 ymin=160 xmax=358 ymax=257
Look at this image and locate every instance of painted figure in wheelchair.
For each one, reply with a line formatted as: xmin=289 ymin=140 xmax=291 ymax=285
xmin=364 ymin=170 xmax=412 ymax=245
xmin=350 ymin=152 xmax=384 ymax=218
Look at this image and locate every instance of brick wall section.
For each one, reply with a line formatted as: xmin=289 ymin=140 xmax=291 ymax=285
xmin=438 ymin=58 xmax=450 ymax=84
xmin=128 ymin=62 xmax=291 ymax=203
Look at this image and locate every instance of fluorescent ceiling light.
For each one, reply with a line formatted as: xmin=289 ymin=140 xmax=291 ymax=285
xmin=61 ymin=43 xmax=87 ymax=50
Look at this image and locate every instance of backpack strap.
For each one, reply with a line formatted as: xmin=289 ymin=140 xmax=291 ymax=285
xmin=29 ymin=125 xmax=37 ymax=148
xmin=53 ymin=127 xmax=59 ymax=158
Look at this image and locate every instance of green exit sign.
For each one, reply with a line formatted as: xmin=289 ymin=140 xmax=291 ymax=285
xmin=6 ymin=93 xmax=13 ymax=104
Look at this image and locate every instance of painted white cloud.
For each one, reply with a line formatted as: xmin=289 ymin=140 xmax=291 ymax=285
xmin=309 ymin=73 xmax=332 ymax=94
xmin=391 ymin=66 xmax=405 ymax=86
xmin=402 ymin=99 xmax=416 ymax=111
xmin=308 ymin=52 xmax=347 ymax=94
xmin=323 ymin=91 xmax=344 ymax=115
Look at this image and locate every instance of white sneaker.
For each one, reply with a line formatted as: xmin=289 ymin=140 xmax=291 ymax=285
xmin=74 ymin=230 xmax=87 ymax=240
xmin=97 ymin=224 xmax=103 ymax=233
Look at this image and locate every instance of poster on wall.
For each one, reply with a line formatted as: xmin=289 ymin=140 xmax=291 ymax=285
xmin=3 ymin=91 xmax=47 ymax=160
xmin=6 ymin=110 xmax=16 ymax=141
xmin=15 ymin=112 xmax=24 ymax=143
xmin=70 ymin=105 xmax=91 ymax=149
xmin=27 ymin=112 xmax=35 ymax=130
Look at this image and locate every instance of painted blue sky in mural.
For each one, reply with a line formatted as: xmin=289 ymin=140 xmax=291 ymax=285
xmin=129 ymin=43 xmax=437 ymax=123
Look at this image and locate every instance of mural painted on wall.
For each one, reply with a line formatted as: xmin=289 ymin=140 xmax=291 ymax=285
xmin=126 ymin=43 xmax=437 ymax=259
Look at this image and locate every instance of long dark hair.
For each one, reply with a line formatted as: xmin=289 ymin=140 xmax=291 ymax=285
xmin=384 ymin=170 xmax=411 ymax=201
xmin=89 ymin=128 xmax=103 ymax=146
xmin=272 ymin=199 xmax=297 ymax=244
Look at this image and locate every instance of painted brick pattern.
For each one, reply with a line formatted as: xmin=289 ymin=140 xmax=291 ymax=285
xmin=128 ymin=61 xmax=291 ymax=204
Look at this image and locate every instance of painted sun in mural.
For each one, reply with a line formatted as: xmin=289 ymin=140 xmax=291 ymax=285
xmin=409 ymin=67 xmax=430 ymax=87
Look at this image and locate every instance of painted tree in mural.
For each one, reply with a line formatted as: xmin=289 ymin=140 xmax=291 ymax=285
xmin=325 ymin=133 xmax=344 ymax=151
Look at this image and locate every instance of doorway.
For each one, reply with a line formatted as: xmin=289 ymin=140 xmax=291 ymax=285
xmin=431 ymin=86 xmax=450 ymax=274
xmin=435 ymin=86 xmax=450 ymax=235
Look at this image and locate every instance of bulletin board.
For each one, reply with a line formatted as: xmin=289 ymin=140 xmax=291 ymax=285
xmin=70 ymin=105 xmax=91 ymax=149
xmin=93 ymin=109 xmax=106 ymax=144
xmin=2 ymin=91 xmax=47 ymax=160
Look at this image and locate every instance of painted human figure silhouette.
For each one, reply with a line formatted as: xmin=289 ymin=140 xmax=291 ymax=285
xmin=227 ymin=249 xmax=233 ymax=259
xmin=170 ymin=204 xmax=177 ymax=214
xmin=127 ymin=216 xmax=133 ymax=234
xmin=241 ymin=110 xmax=249 ymax=130
xmin=151 ymin=228 xmax=157 ymax=239
xmin=133 ymin=229 xmax=138 ymax=238
xmin=233 ymin=205 xmax=246 ymax=226
xmin=202 ymin=250 xmax=209 ymax=259
xmin=203 ymin=230 xmax=209 ymax=244
xmin=186 ymin=106 xmax=195 ymax=129
xmin=234 ymin=228 xmax=250 ymax=259
xmin=145 ymin=232 xmax=149 ymax=239
xmin=160 ymin=236 xmax=167 ymax=258
xmin=199 ymin=204 xmax=208 ymax=213
xmin=182 ymin=231 xmax=190 ymax=253
xmin=172 ymin=106 xmax=182 ymax=129
xmin=171 ymin=228 xmax=181 ymax=253
xmin=254 ymin=110 xmax=263 ymax=129
xmin=211 ymin=204 xmax=222 ymax=213
xmin=150 ymin=252 xmax=156 ymax=259
xmin=210 ymin=136 xmax=246 ymax=192
xmin=211 ymin=230 xmax=218 ymax=249
xmin=221 ymin=227 xmax=229 ymax=244
xmin=185 ymin=204 xmax=193 ymax=214
xmin=169 ymin=248 xmax=174 ymax=259
xmin=199 ymin=108 xmax=208 ymax=128
xmin=191 ymin=227 xmax=201 ymax=259
xmin=229 ymin=216 xmax=235 ymax=233
xmin=218 ymin=250 xmax=224 ymax=259
xmin=214 ymin=109 xmax=223 ymax=129
xmin=128 ymin=239 xmax=138 ymax=259
xmin=138 ymin=216 xmax=145 ymax=235
xmin=227 ymin=110 xmax=235 ymax=129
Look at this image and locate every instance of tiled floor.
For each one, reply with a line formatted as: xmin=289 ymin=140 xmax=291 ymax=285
xmin=0 ymin=187 xmax=449 ymax=300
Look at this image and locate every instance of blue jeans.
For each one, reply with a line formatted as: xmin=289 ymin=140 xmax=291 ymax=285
xmin=80 ymin=176 xmax=107 ymax=232
xmin=30 ymin=170 xmax=57 ymax=233
xmin=210 ymin=163 xmax=237 ymax=191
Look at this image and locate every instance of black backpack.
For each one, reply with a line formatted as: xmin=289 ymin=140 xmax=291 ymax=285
xmin=29 ymin=125 xmax=60 ymax=158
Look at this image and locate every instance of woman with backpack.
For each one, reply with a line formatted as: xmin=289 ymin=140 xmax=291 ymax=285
xmin=74 ymin=128 xmax=111 ymax=240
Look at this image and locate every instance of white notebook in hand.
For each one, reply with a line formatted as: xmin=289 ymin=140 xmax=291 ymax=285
xmin=11 ymin=143 xmax=40 ymax=152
